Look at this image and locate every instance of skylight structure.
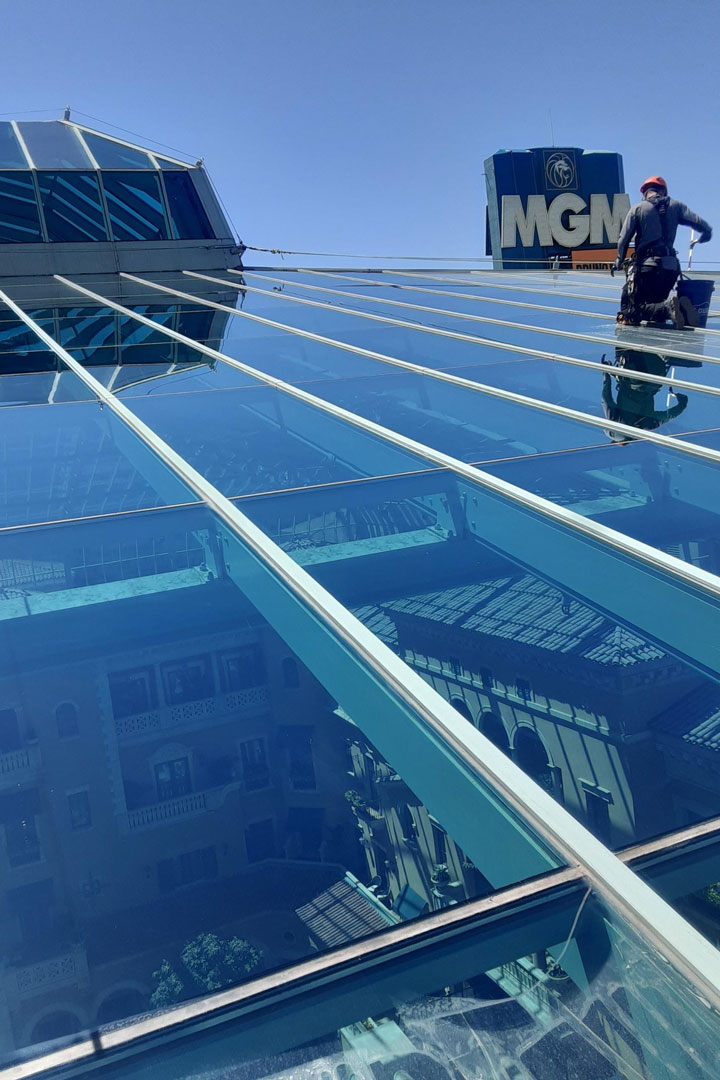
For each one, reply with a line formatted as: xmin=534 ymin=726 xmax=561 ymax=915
xmin=0 ymin=120 xmax=720 ymax=1080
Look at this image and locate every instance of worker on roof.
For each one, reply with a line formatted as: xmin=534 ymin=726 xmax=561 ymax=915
xmin=615 ymin=175 xmax=712 ymax=328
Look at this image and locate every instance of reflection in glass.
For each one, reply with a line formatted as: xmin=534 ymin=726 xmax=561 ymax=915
xmin=37 ymin=171 xmax=109 ymax=242
xmin=601 ymin=348 xmax=691 ymax=441
xmin=0 ymin=402 xmax=193 ymax=526
xmin=163 ymin=171 xmax=214 ymax=240
xmin=82 ymin=131 xmax=155 ymax=170
xmin=238 ymin=469 xmax=720 ymax=853
xmin=18 ymin=121 xmax=91 ymax=169
xmin=0 ymin=503 xmax=561 ymax=1055
xmin=102 ymin=172 xmax=169 ymax=241
xmin=0 ymin=172 xmax=43 ymax=242
xmin=0 ymin=122 xmax=28 ymax=169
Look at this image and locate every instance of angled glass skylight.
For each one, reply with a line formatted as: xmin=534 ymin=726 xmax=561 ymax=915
xmin=1 ymin=122 xmax=720 ymax=1080
xmin=0 ymin=121 xmax=228 ymax=244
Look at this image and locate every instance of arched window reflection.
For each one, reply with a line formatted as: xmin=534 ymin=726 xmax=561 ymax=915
xmin=479 ymin=712 xmax=509 ymax=753
xmin=514 ymin=727 xmax=555 ymax=795
xmin=449 ymin=697 xmax=473 ymax=723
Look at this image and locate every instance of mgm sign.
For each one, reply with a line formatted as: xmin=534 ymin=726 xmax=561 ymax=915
xmin=484 ymin=147 xmax=630 ymax=270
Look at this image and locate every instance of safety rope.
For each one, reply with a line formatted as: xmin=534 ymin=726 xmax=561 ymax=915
xmin=242 ymin=245 xmax=492 ymax=262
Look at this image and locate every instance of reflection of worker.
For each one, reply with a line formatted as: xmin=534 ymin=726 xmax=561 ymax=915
xmin=601 ymin=348 xmax=688 ymax=442
xmin=615 ymin=176 xmax=712 ymax=328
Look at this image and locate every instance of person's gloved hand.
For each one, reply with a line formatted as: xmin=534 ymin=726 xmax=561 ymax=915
xmin=614 ymin=258 xmax=624 ymax=272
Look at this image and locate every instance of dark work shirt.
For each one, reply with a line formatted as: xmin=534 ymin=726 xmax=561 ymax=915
xmin=617 ymin=195 xmax=712 ymax=261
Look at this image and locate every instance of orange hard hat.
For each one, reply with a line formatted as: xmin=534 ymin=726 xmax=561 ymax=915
xmin=640 ymin=175 xmax=668 ymax=193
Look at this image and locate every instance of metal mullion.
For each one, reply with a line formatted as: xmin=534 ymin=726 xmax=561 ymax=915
xmin=172 ymin=270 xmax=720 ymax=466
xmin=395 ymin=269 xmax=622 ymax=304
xmin=154 ymin=166 xmax=176 ymax=239
xmin=70 ymin=125 xmax=115 ymax=246
xmin=246 ymin=270 xmax=720 ymax=393
xmin=300 ymin=267 xmax=619 ymax=318
xmin=0 ymin=866 xmax=584 ymax=1079
xmin=27 ymin=170 xmax=50 ymax=244
xmin=10 ymin=120 xmax=34 ymax=168
xmin=7 ymin=285 xmax=720 ymax=1014
xmin=199 ymin=268 xmax=713 ymax=369
xmin=9 ymin=817 xmax=720 ymax=1079
xmin=69 ymin=121 xmax=192 ymax=168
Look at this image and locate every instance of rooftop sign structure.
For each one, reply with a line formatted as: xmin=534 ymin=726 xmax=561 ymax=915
xmin=0 ymin=118 xmax=720 ymax=1080
xmin=485 ymin=146 xmax=630 ymax=270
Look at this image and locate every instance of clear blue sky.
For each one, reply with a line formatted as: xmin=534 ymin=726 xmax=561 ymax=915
xmin=1 ymin=0 xmax=719 ymax=266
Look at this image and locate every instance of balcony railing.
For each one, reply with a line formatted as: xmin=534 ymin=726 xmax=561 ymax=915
xmin=125 ymin=791 xmax=207 ymax=831
xmin=0 ymin=744 xmax=41 ymax=784
xmin=14 ymin=946 xmax=89 ymax=1001
xmin=115 ymin=687 xmax=270 ymax=742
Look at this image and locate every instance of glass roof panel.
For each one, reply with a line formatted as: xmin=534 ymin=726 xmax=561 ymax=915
xmin=14 ymin=875 xmax=720 ymax=1078
xmin=37 ymin=171 xmax=109 ymax=242
xmin=102 ymin=172 xmax=170 ymax=241
xmin=18 ymin=120 xmax=91 ymax=169
xmin=5 ymin=264 xmax=720 ymax=1073
xmin=37 ymin=299 xmax=720 ymax=572
xmin=123 ymin=383 xmax=434 ymax=497
xmin=0 ymin=400 xmax=193 ymax=526
xmin=163 ymin=171 xmax=214 ymax=239
xmin=0 ymin=171 xmax=43 ymax=243
xmin=236 ymin=469 xmax=720 ymax=850
xmin=81 ymin=130 xmax=156 ymax=169
xmin=233 ymin=282 xmax=718 ymax=368
xmin=0 ymin=121 xmax=28 ymax=168
xmin=0 ymin=502 xmax=564 ymax=1059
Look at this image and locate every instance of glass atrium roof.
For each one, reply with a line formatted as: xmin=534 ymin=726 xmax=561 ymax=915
xmin=2 ymin=182 xmax=720 ymax=1077
xmin=0 ymin=121 xmax=216 ymax=244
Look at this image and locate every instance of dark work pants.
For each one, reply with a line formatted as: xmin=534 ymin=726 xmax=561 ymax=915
xmin=620 ymin=264 xmax=679 ymax=324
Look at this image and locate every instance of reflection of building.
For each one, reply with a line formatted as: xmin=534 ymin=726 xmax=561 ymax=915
xmin=350 ymin=574 xmax=712 ymax=850
xmin=339 ymin=716 xmax=487 ymax=917
xmin=0 ymin=542 xmax=366 ymax=1047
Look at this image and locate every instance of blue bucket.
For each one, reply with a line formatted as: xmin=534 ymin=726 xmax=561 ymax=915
xmin=677 ymin=277 xmax=715 ymax=327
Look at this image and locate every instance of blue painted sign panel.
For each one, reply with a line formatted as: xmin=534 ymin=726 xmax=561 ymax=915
xmin=484 ymin=147 xmax=628 ymax=269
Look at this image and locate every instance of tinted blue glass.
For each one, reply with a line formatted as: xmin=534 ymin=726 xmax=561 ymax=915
xmin=0 ymin=501 xmax=561 ymax=1055
xmin=237 ymin=466 xmax=720 ymax=841
xmin=85 ymin=888 xmax=718 ymax=1080
xmin=0 ymin=372 xmax=58 ymax=406
xmin=163 ymin=171 xmax=214 ymax=239
xmin=0 ymin=309 xmax=54 ymax=354
xmin=57 ymin=307 xmax=117 ymax=359
xmin=102 ymin=172 xmax=170 ymax=241
xmin=125 ymin=384 xmax=431 ymax=496
xmin=37 ymin=172 xmax=109 ymax=242
xmin=0 ymin=123 xmax=28 ymax=169
xmin=0 ymin=172 xmax=43 ymax=242
xmin=235 ymin=282 xmax=719 ymax=369
xmin=82 ymin=131 xmax=155 ymax=169
xmin=256 ymin=268 xmax=618 ymax=322
xmin=0 ymin=402 xmax=192 ymax=526
xmin=18 ymin=121 xmax=91 ymax=169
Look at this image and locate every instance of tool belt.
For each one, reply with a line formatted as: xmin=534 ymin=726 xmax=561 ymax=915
xmin=636 ymin=244 xmax=680 ymax=273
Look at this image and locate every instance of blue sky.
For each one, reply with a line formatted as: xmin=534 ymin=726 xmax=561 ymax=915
xmin=1 ymin=0 xmax=718 ymax=266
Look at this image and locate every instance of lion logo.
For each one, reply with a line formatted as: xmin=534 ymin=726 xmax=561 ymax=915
xmin=545 ymin=152 xmax=576 ymax=190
